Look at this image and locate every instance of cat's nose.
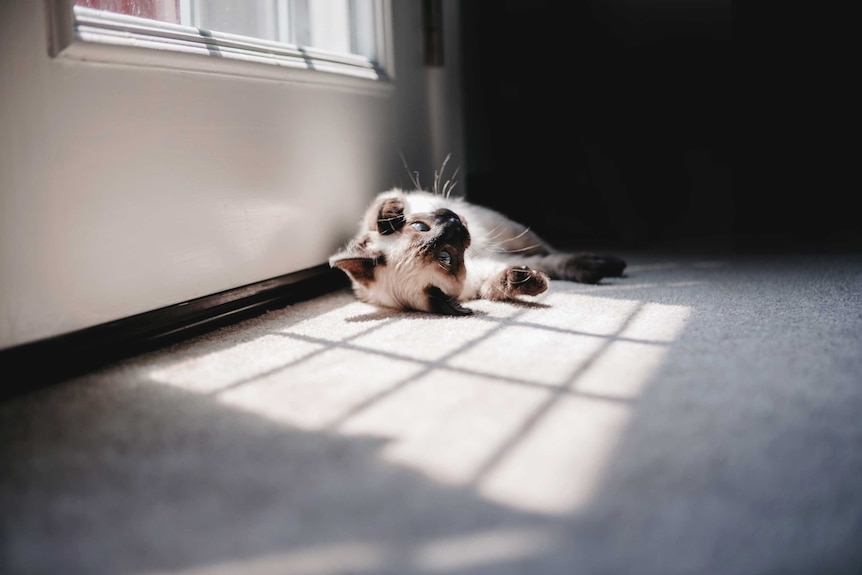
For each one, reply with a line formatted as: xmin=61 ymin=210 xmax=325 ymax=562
xmin=434 ymin=209 xmax=461 ymax=226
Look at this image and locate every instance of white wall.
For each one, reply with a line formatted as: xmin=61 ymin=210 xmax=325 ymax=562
xmin=0 ymin=0 xmax=465 ymax=350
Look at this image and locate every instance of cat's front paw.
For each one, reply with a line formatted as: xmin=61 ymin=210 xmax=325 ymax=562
xmin=499 ymin=265 xmax=549 ymax=298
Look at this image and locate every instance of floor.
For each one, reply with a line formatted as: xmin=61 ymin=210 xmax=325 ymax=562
xmin=2 ymin=251 xmax=861 ymax=575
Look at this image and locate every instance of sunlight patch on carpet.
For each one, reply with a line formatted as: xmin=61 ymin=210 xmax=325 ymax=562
xmin=217 ymin=347 xmax=427 ymax=430
xmin=149 ymin=335 xmax=323 ymax=394
xmin=477 ymin=299 xmax=692 ymax=514
xmin=145 ymin=287 xmax=692 ymax=518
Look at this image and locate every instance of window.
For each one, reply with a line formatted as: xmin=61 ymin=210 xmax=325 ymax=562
xmin=5 ymin=1 xmax=458 ymax=351
xmin=51 ymin=0 xmax=391 ymax=82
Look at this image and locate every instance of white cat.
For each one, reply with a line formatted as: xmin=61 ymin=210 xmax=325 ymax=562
xmin=329 ymin=186 xmax=626 ymax=315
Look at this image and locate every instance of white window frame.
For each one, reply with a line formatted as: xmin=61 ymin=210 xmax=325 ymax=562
xmin=47 ymin=0 xmax=395 ymax=86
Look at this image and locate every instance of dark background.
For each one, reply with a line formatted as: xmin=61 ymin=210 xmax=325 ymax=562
xmin=458 ymin=0 xmax=857 ymax=253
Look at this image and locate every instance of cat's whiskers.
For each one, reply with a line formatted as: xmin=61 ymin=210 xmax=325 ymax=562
xmin=442 ymin=176 xmax=459 ymax=198
xmin=500 ymin=225 xmax=534 ymax=243
xmin=489 ymin=242 xmax=544 ymax=254
xmin=399 ymin=151 xmax=460 ymax=199
xmin=482 ymin=221 xmax=512 ymax=242
xmin=432 ymin=153 xmax=462 ymax=199
xmin=399 ymin=151 xmax=424 ymax=191
xmin=432 ymin=153 xmax=451 ymax=196
xmin=483 ymin=225 xmax=541 ymax=254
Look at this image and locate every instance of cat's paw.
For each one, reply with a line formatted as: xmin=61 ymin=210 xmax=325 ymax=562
xmin=499 ymin=265 xmax=549 ymax=298
xmin=563 ymin=254 xmax=627 ymax=284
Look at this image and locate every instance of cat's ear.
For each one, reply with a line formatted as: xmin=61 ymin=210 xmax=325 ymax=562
xmin=376 ymin=197 xmax=405 ymax=235
xmin=425 ymin=286 xmax=473 ymax=316
xmin=329 ymin=252 xmax=384 ymax=286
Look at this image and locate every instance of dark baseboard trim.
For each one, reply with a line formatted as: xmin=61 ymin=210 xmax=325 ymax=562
xmin=0 ymin=264 xmax=350 ymax=401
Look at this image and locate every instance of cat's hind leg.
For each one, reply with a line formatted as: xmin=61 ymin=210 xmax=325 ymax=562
xmin=499 ymin=253 xmax=626 ymax=284
xmin=560 ymin=253 xmax=626 ymax=284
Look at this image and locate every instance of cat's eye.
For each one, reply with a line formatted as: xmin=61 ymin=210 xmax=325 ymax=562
xmin=438 ymin=251 xmax=452 ymax=266
xmin=411 ymin=221 xmax=431 ymax=232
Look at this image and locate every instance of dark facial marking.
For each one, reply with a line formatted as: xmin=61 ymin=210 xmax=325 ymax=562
xmin=425 ymin=285 xmax=472 ymax=316
xmin=434 ymin=208 xmax=461 ymax=226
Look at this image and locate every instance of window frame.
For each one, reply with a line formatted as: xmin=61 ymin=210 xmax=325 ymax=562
xmin=47 ymin=0 xmax=394 ymax=87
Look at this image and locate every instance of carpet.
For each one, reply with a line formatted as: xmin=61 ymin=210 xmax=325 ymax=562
xmin=2 ymin=251 xmax=861 ymax=574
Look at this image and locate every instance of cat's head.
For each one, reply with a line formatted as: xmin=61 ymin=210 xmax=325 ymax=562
xmin=329 ymin=191 xmax=473 ymax=315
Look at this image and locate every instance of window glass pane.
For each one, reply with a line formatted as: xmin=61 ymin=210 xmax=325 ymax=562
xmin=189 ymin=0 xmax=280 ymax=42
xmin=350 ymin=0 xmax=377 ymax=59
xmin=73 ymin=0 xmax=378 ymax=60
xmin=75 ymin=0 xmax=181 ymax=23
xmin=308 ymin=1 xmax=351 ymax=54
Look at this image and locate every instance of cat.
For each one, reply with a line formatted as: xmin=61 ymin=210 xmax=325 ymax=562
xmin=329 ymin=172 xmax=626 ymax=316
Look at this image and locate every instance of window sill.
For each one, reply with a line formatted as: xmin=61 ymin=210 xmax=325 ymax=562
xmin=49 ymin=4 xmax=393 ymax=91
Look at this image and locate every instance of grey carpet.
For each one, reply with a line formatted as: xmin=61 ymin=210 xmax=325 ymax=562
xmin=2 ymin=251 xmax=861 ymax=575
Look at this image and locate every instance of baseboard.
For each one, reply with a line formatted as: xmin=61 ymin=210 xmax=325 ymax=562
xmin=0 ymin=265 xmax=350 ymax=401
